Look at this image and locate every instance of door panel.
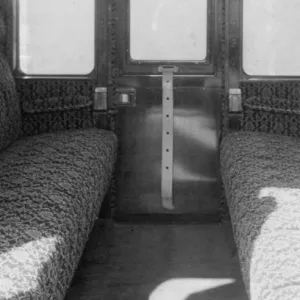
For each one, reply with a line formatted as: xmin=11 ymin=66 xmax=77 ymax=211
xmin=114 ymin=0 xmax=224 ymax=218
xmin=116 ymin=87 xmax=221 ymax=215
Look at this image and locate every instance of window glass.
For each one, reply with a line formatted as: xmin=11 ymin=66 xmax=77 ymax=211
xmin=243 ymin=0 xmax=300 ymax=76
xmin=19 ymin=0 xmax=95 ymax=75
xmin=130 ymin=0 xmax=207 ymax=61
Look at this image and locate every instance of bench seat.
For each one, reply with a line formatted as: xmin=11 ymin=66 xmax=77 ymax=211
xmin=221 ymin=131 xmax=300 ymax=300
xmin=0 ymin=128 xmax=117 ymax=299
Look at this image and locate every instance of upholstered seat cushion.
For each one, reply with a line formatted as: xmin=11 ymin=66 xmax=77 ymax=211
xmin=221 ymin=131 xmax=300 ymax=300
xmin=0 ymin=128 xmax=117 ymax=300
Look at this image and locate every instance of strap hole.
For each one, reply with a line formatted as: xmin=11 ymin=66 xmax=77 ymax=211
xmin=166 ymin=97 xmax=170 ymax=100
xmin=166 ymin=132 xmax=170 ymax=135
xmin=166 ymin=114 xmax=169 ymax=117
xmin=166 ymin=166 xmax=169 ymax=170
xmin=166 ymin=149 xmax=169 ymax=152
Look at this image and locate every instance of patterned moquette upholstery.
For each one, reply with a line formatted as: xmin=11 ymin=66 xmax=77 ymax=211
xmin=221 ymin=130 xmax=300 ymax=300
xmin=0 ymin=6 xmax=22 ymax=146
xmin=0 ymin=9 xmax=6 ymax=53
xmin=0 ymin=53 xmax=22 ymax=152
xmin=0 ymin=128 xmax=117 ymax=299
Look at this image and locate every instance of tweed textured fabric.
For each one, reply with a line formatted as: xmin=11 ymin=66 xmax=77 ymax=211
xmin=221 ymin=130 xmax=300 ymax=300
xmin=0 ymin=0 xmax=13 ymax=64
xmin=0 ymin=53 xmax=22 ymax=152
xmin=0 ymin=8 xmax=5 ymax=53
xmin=0 ymin=128 xmax=117 ymax=299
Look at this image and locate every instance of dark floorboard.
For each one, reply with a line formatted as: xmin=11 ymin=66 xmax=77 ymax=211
xmin=65 ymin=220 xmax=247 ymax=300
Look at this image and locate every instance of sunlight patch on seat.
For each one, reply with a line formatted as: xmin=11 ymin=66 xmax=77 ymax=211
xmin=258 ymin=187 xmax=300 ymax=205
xmin=249 ymin=186 xmax=300 ymax=298
xmin=149 ymin=278 xmax=235 ymax=300
xmin=0 ymin=236 xmax=60 ymax=298
xmin=257 ymin=186 xmax=300 ymax=228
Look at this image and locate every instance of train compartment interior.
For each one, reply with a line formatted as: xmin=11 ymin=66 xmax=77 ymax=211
xmin=0 ymin=0 xmax=300 ymax=299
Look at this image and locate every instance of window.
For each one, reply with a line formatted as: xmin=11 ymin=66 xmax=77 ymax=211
xmin=18 ymin=0 xmax=95 ymax=75
xmin=130 ymin=0 xmax=207 ymax=61
xmin=243 ymin=0 xmax=300 ymax=76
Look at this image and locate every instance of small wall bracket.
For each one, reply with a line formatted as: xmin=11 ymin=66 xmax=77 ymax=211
xmin=158 ymin=65 xmax=178 ymax=210
xmin=229 ymin=88 xmax=242 ymax=112
xmin=94 ymin=87 xmax=108 ymax=111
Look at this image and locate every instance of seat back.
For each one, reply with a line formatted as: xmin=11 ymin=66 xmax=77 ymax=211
xmin=0 ymin=11 xmax=22 ymax=152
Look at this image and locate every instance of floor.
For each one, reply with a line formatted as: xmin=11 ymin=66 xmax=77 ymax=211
xmin=65 ymin=220 xmax=248 ymax=300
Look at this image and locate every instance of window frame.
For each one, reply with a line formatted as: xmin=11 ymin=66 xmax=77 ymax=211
xmin=116 ymin=0 xmax=217 ymax=75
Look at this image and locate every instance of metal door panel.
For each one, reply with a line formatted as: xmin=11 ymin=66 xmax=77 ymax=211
xmin=116 ymin=87 xmax=221 ymax=215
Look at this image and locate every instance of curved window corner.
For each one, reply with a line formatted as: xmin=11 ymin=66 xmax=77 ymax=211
xmin=129 ymin=0 xmax=208 ymax=62
xmin=243 ymin=0 xmax=300 ymax=76
xmin=18 ymin=0 xmax=95 ymax=76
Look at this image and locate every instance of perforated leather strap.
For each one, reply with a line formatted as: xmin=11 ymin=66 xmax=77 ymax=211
xmin=158 ymin=66 xmax=178 ymax=210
